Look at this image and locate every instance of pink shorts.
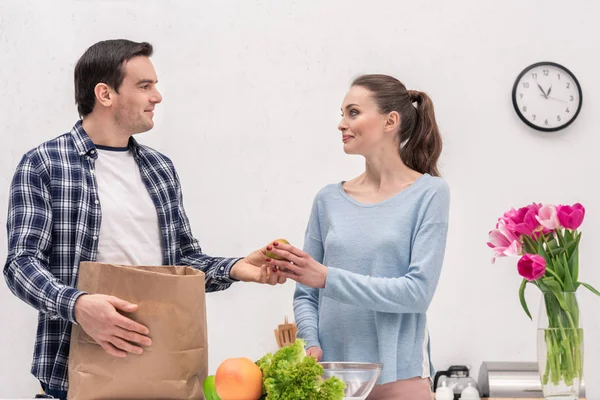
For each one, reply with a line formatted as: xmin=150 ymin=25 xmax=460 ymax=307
xmin=367 ymin=377 xmax=433 ymax=400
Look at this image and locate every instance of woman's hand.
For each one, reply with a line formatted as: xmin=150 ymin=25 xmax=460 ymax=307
xmin=266 ymin=240 xmax=328 ymax=289
xmin=306 ymin=346 xmax=323 ymax=362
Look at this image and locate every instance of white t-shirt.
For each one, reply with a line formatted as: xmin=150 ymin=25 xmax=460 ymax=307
xmin=94 ymin=145 xmax=163 ymax=266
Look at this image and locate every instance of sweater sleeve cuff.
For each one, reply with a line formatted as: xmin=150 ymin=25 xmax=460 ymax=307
xmin=304 ymin=339 xmax=321 ymax=350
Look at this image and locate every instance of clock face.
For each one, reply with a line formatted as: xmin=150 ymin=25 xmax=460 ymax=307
xmin=512 ymin=62 xmax=582 ymax=132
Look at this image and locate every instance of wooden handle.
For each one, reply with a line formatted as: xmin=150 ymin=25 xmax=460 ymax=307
xmin=274 ymin=328 xmax=282 ymax=348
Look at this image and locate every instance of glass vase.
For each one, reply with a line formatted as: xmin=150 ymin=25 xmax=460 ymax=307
xmin=537 ymin=291 xmax=583 ymax=400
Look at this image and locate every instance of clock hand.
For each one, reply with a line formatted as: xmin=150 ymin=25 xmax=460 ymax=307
xmin=540 ymin=94 xmax=567 ymax=103
xmin=537 ymin=83 xmax=548 ymax=99
xmin=546 ymin=85 xmax=552 ymax=97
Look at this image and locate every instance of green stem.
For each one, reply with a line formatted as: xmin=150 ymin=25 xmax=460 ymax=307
xmin=522 ymin=234 xmax=538 ymax=254
xmin=555 ymin=228 xmax=565 ymax=248
xmin=542 ymin=292 xmax=582 ymax=388
xmin=542 ymin=343 xmax=550 ymax=385
xmin=544 ymin=267 xmax=564 ymax=286
xmin=541 ymin=233 xmax=557 ymax=261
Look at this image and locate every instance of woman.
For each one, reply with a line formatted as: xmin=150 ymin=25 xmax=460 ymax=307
xmin=267 ymin=74 xmax=449 ymax=400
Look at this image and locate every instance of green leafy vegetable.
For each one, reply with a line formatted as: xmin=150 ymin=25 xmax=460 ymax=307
xmin=256 ymin=339 xmax=346 ymax=400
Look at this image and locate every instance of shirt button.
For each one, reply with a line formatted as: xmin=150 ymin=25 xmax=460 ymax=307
xmin=90 ymin=170 xmax=95 ymax=175
xmin=91 ymin=150 xmax=96 ymax=154
xmin=220 ymin=267 xmax=224 ymax=271
xmin=94 ymin=200 xmax=99 ymax=205
xmin=92 ymin=236 xmax=98 ymax=241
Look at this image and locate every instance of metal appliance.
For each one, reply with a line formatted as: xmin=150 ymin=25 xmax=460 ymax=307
xmin=478 ymin=361 xmax=586 ymax=398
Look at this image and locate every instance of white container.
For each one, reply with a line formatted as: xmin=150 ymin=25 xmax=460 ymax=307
xmin=460 ymin=382 xmax=480 ymax=400
xmin=435 ymin=380 xmax=454 ymax=400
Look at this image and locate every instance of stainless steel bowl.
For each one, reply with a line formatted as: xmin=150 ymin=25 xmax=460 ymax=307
xmin=320 ymin=362 xmax=383 ymax=400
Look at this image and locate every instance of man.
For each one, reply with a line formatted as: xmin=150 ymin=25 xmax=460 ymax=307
xmin=4 ymin=39 xmax=283 ymax=399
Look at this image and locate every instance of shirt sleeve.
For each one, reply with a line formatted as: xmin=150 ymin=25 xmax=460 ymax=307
xmin=3 ymin=154 xmax=86 ymax=323
xmin=293 ymin=195 xmax=324 ymax=349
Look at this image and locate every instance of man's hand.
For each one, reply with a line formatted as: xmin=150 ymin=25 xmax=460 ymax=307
xmin=244 ymin=245 xmax=269 ymax=267
xmin=230 ymin=245 xmax=286 ymax=285
xmin=74 ymin=294 xmax=152 ymax=358
xmin=230 ymin=258 xmax=287 ymax=285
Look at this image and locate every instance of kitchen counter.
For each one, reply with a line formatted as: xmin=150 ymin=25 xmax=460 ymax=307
xmin=432 ymin=395 xmax=587 ymax=399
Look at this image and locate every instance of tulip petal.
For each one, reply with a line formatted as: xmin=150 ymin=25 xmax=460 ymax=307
xmin=503 ymin=240 xmax=522 ymax=257
xmin=488 ymin=229 xmax=511 ymax=248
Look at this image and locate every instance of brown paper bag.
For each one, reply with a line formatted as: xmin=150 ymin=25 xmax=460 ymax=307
xmin=67 ymin=262 xmax=208 ymax=399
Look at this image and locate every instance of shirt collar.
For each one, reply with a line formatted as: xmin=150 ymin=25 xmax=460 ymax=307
xmin=70 ymin=120 xmax=142 ymax=158
xmin=70 ymin=120 xmax=96 ymax=158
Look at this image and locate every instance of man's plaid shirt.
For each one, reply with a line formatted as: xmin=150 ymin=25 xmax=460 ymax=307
xmin=4 ymin=120 xmax=241 ymax=391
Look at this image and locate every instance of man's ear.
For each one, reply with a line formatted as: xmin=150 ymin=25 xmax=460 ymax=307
xmin=384 ymin=111 xmax=400 ymax=133
xmin=94 ymin=83 xmax=114 ymax=108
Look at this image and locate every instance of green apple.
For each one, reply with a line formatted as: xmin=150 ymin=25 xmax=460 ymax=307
xmin=266 ymin=238 xmax=290 ymax=260
xmin=203 ymin=375 xmax=220 ymax=400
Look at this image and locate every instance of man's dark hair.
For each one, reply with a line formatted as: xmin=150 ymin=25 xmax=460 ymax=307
xmin=74 ymin=39 xmax=153 ymax=117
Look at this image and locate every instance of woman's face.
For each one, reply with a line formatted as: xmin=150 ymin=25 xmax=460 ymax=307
xmin=338 ymin=85 xmax=395 ymax=156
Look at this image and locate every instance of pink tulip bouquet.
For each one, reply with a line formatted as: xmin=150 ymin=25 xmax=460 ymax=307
xmin=488 ymin=203 xmax=599 ymax=389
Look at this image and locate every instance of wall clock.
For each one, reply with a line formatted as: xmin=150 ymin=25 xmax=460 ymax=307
xmin=512 ymin=62 xmax=582 ymax=132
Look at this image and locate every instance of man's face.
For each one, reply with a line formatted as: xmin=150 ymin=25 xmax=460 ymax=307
xmin=112 ymin=56 xmax=162 ymax=134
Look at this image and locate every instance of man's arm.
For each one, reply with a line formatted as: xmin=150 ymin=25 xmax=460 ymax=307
xmin=3 ymin=154 xmax=85 ymax=322
xmin=4 ymin=154 xmax=153 ymax=357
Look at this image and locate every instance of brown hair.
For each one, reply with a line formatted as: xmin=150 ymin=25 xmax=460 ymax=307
xmin=351 ymin=74 xmax=442 ymax=177
xmin=74 ymin=39 xmax=153 ymax=118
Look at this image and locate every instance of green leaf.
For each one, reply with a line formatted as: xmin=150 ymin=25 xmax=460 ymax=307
xmin=547 ymin=247 xmax=564 ymax=257
xmin=523 ymin=235 xmax=538 ymax=254
xmin=564 ymin=228 xmax=573 ymax=243
xmin=544 ymin=266 xmax=564 ymax=287
xmin=543 ymin=278 xmax=568 ymax=310
xmin=568 ymin=233 xmax=581 ymax=282
xmin=546 ymin=237 xmax=559 ymax=251
xmin=556 ymin=228 xmax=566 ymax=247
xmin=537 ymin=240 xmax=551 ymax=264
xmin=563 ymin=260 xmax=575 ymax=292
xmin=560 ymin=252 xmax=573 ymax=291
xmin=578 ymin=281 xmax=600 ymax=297
xmin=519 ymin=278 xmax=532 ymax=320
xmin=537 ymin=238 xmax=544 ymax=254
xmin=538 ymin=279 xmax=550 ymax=293
xmin=552 ymin=254 xmax=565 ymax=282
xmin=545 ymin=258 xmax=556 ymax=274
xmin=541 ymin=233 xmax=561 ymax=267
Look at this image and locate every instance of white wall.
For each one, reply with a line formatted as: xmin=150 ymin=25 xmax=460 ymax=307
xmin=1 ymin=0 xmax=599 ymax=398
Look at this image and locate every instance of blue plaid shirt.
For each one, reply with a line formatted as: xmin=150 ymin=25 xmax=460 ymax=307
xmin=4 ymin=120 xmax=241 ymax=391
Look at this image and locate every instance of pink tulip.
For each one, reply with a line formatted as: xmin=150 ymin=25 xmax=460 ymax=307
xmin=501 ymin=203 xmax=542 ymax=236
xmin=536 ymin=204 xmax=560 ymax=230
xmin=517 ymin=254 xmax=546 ymax=281
xmin=488 ymin=220 xmax=522 ymax=262
xmin=556 ymin=203 xmax=585 ymax=230
xmin=500 ymin=207 xmax=527 ymax=233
